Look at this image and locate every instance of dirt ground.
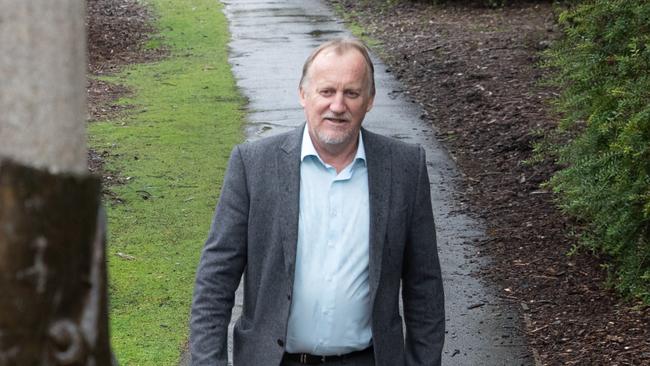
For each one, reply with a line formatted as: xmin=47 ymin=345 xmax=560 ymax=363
xmin=86 ymin=0 xmax=648 ymax=364
xmin=86 ymin=0 xmax=164 ymax=197
xmin=329 ymin=0 xmax=649 ymax=364
xmin=86 ymin=0 xmax=159 ymax=122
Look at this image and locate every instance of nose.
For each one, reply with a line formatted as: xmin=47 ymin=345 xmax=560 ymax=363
xmin=329 ymin=92 xmax=346 ymax=114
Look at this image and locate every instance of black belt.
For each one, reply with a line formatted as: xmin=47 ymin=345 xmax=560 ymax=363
xmin=283 ymin=346 xmax=373 ymax=364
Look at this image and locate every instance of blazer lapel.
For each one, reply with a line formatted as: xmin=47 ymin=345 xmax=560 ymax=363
xmin=362 ymin=128 xmax=391 ymax=306
xmin=277 ymin=126 xmax=303 ymax=287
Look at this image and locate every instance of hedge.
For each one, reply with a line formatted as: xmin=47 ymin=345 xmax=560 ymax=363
xmin=543 ymin=0 xmax=650 ymax=302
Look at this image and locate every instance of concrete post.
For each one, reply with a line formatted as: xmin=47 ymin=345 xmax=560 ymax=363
xmin=0 ymin=1 xmax=115 ymax=364
xmin=0 ymin=0 xmax=87 ymax=174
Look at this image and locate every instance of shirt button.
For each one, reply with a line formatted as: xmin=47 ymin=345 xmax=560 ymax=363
xmin=277 ymin=339 xmax=284 ymax=347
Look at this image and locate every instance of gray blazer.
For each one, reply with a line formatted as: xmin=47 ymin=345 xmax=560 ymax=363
xmin=190 ymin=125 xmax=444 ymax=366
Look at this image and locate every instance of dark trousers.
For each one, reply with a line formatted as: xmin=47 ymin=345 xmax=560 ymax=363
xmin=280 ymin=350 xmax=375 ymax=366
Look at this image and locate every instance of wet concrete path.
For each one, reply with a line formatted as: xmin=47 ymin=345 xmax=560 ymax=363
xmin=181 ymin=1 xmax=532 ymax=365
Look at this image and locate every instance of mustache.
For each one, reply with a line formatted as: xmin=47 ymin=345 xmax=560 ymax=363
xmin=322 ymin=112 xmax=352 ymax=121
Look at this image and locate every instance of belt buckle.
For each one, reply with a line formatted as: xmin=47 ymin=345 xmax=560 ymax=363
xmin=297 ymin=352 xmax=327 ymax=364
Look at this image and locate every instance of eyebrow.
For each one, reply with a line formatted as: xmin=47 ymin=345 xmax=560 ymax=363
xmin=316 ymin=84 xmax=364 ymax=91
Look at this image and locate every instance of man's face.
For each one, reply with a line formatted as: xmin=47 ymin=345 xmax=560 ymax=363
xmin=299 ymin=48 xmax=374 ymax=152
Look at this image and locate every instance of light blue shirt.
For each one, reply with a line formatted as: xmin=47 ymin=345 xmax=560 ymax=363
xmin=285 ymin=127 xmax=372 ymax=355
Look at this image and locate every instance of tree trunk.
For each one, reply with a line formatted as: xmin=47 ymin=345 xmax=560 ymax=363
xmin=0 ymin=1 xmax=115 ymax=364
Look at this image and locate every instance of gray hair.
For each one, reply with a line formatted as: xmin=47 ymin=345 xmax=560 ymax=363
xmin=299 ymin=38 xmax=376 ymax=97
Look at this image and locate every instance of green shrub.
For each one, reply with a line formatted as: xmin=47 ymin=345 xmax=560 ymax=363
xmin=407 ymin=0 xmax=549 ymax=8
xmin=543 ymin=0 xmax=650 ymax=302
xmin=413 ymin=0 xmax=505 ymax=7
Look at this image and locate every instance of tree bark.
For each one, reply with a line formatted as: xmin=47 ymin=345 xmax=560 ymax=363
xmin=0 ymin=161 xmax=114 ymax=365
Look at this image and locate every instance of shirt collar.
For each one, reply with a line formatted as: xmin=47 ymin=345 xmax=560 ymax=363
xmin=300 ymin=126 xmax=366 ymax=165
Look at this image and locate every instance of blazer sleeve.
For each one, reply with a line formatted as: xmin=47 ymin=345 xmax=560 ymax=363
xmin=190 ymin=145 xmax=249 ymax=366
xmin=402 ymin=146 xmax=445 ymax=366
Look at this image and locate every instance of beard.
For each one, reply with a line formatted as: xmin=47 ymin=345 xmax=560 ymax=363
xmin=314 ymin=125 xmax=355 ymax=145
xmin=312 ymin=113 xmax=356 ymax=146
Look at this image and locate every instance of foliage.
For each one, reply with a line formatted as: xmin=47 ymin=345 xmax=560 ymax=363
xmin=88 ymin=0 xmax=244 ymax=363
xmin=543 ymin=0 xmax=650 ymax=302
xmin=404 ymin=0 xmax=550 ymax=9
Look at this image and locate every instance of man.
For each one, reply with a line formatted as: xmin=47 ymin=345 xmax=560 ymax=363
xmin=190 ymin=38 xmax=444 ymax=366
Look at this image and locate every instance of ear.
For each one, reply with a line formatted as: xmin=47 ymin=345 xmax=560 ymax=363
xmin=366 ymin=96 xmax=375 ymax=112
xmin=299 ymin=87 xmax=307 ymax=108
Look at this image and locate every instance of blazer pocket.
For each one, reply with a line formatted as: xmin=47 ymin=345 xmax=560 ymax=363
xmin=232 ymin=316 xmax=253 ymax=359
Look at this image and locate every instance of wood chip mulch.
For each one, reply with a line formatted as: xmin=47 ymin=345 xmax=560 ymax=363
xmin=328 ymin=0 xmax=649 ymax=365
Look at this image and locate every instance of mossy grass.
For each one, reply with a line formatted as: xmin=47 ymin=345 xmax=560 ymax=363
xmin=328 ymin=2 xmax=384 ymax=53
xmin=88 ymin=0 xmax=245 ymax=363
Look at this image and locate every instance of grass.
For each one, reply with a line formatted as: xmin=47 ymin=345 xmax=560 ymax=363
xmin=87 ymin=0 xmax=245 ymax=364
xmin=328 ymin=2 xmax=385 ymax=57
